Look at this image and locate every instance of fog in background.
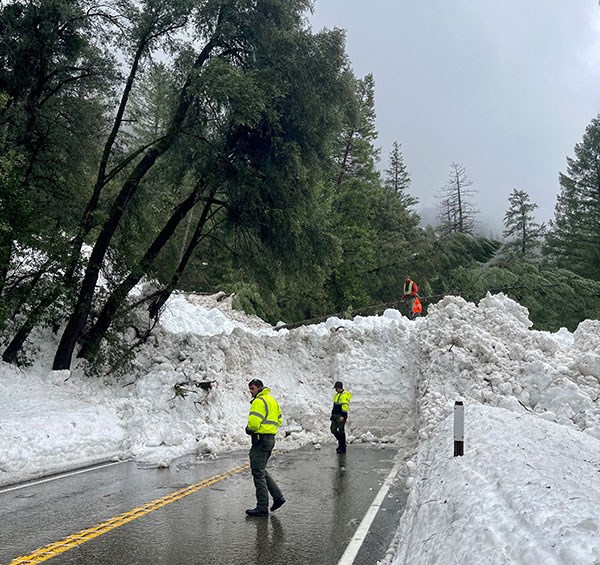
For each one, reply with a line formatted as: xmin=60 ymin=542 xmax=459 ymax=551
xmin=310 ymin=0 xmax=600 ymax=236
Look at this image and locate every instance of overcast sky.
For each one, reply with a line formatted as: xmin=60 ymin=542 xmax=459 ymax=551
xmin=310 ymin=0 xmax=600 ymax=235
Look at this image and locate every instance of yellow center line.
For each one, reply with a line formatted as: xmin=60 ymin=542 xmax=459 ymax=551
xmin=8 ymin=462 xmax=251 ymax=564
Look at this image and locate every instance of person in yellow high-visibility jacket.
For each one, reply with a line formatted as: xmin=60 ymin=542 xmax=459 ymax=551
xmin=245 ymin=379 xmax=285 ymax=517
xmin=330 ymin=381 xmax=352 ymax=453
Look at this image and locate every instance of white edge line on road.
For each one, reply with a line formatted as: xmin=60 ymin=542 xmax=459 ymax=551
xmin=337 ymin=454 xmax=404 ymax=565
xmin=0 ymin=460 xmax=129 ymax=494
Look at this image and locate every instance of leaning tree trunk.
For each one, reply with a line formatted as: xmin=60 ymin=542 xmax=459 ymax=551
xmin=52 ymin=38 xmax=219 ymax=371
xmin=53 ymin=147 xmax=166 ymax=370
xmin=77 ymin=179 xmax=208 ymax=361
xmin=2 ymin=289 xmax=57 ymax=364
xmin=1 ymin=255 xmax=62 ymax=364
xmin=148 ymin=194 xmax=221 ymax=320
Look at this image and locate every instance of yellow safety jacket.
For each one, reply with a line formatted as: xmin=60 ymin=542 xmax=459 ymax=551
xmin=247 ymin=388 xmax=282 ymax=435
xmin=332 ymin=390 xmax=352 ymax=415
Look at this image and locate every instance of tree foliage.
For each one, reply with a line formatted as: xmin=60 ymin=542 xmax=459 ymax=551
xmin=502 ymin=189 xmax=545 ymax=255
xmin=544 ymin=115 xmax=600 ymax=280
xmin=0 ymin=0 xmax=113 ymax=360
xmin=445 ymin=259 xmax=600 ymax=332
xmin=417 ymin=231 xmax=500 ymax=298
xmin=1 ymin=0 xmax=598 ymax=369
xmin=384 ymin=141 xmax=417 ymax=209
xmin=0 ymin=0 xmax=359 ymax=368
xmin=322 ymin=73 xmax=421 ymax=314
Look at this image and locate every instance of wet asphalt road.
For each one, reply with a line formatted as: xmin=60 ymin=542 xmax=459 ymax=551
xmin=0 ymin=444 xmax=406 ymax=565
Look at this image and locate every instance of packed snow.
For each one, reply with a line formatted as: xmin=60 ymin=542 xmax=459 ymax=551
xmin=1 ymin=291 xmax=600 ymax=564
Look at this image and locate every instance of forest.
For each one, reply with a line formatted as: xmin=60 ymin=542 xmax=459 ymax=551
xmin=1 ymin=0 xmax=600 ymax=373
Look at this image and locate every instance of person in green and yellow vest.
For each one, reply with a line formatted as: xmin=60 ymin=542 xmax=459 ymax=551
xmin=245 ymin=379 xmax=286 ymax=517
xmin=330 ymin=381 xmax=352 ymax=453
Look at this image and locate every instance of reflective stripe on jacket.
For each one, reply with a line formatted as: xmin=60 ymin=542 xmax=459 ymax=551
xmin=247 ymin=387 xmax=282 ymax=435
xmin=403 ymin=280 xmax=418 ymax=295
xmin=332 ymin=390 xmax=352 ymax=414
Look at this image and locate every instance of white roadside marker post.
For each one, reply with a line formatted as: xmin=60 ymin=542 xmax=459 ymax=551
xmin=454 ymin=400 xmax=464 ymax=456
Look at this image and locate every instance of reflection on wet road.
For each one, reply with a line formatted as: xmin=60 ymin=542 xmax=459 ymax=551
xmin=1 ymin=444 xmax=406 ymax=565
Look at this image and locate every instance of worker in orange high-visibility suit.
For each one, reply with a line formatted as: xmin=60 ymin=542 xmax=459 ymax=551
xmin=402 ymin=275 xmax=419 ymax=319
xmin=413 ymin=296 xmax=423 ymax=317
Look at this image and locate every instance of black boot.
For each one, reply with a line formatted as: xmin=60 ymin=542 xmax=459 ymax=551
xmin=246 ymin=507 xmax=268 ymax=517
xmin=336 ymin=432 xmax=346 ymax=453
xmin=270 ymin=497 xmax=286 ymax=511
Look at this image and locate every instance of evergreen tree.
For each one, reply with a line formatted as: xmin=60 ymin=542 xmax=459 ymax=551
xmin=436 ymin=162 xmax=479 ymax=235
xmin=418 ymin=231 xmax=500 ymax=299
xmin=544 ymin=115 xmax=600 ymax=279
xmin=1 ymin=0 xmax=359 ymax=366
xmin=384 ymin=141 xmax=417 ymax=209
xmin=324 ymin=72 xmax=381 ymax=311
xmin=335 ymin=73 xmax=380 ymax=187
xmin=324 ymin=73 xmax=422 ymax=312
xmin=446 ymin=259 xmax=600 ymax=331
xmin=127 ymin=62 xmax=177 ymax=146
xmin=62 ymin=0 xmax=351 ymax=364
xmin=0 ymin=0 xmax=111 ymax=236
xmin=0 ymin=0 xmax=113 ymax=363
xmin=503 ymin=189 xmax=545 ymax=255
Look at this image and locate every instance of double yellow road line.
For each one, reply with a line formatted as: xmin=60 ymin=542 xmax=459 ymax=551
xmin=9 ymin=462 xmax=250 ymax=564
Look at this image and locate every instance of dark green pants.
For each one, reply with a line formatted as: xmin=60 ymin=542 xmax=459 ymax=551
xmin=330 ymin=414 xmax=346 ymax=450
xmin=249 ymin=434 xmax=283 ymax=511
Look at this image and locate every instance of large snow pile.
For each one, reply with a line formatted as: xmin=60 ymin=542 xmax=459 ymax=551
xmin=1 ymin=291 xmax=600 ymax=564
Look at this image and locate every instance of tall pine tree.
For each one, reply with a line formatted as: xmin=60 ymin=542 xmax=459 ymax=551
xmin=545 ymin=115 xmax=600 ymax=279
xmin=384 ymin=141 xmax=417 ymax=209
xmin=503 ymin=189 xmax=545 ymax=255
xmin=326 ymin=74 xmax=422 ymax=311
